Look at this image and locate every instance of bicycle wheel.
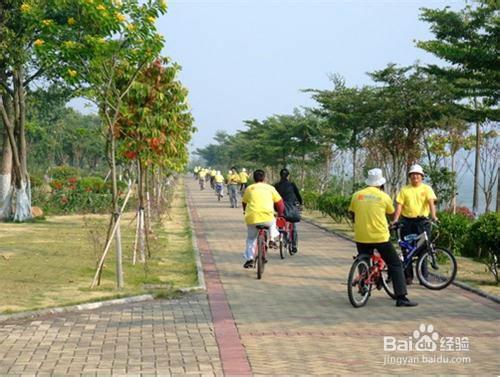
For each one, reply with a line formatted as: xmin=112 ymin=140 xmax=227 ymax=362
xmin=347 ymin=257 xmax=372 ymax=308
xmin=279 ymin=232 xmax=286 ymax=259
xmin=257 ymin=233 xmax=266 ymax=279
xmin=417 ymin=247 xmax=457 ymax=290
xmin=380 ymin=266 xmax=396 ymax=299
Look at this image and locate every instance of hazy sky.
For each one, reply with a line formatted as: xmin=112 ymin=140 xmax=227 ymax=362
xmin=71 ymin=0 xmax=463 ymax=150
xmin=155 ymin=0 xmax=463 ymax=150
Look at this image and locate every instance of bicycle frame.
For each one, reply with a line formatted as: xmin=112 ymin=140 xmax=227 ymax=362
xmin=365 ymin=252 xmax=386 ymax=284
xmin=253 ymin=228 xmax=269 ymax=260
xmin=395 ymin=226 xmax=432 ymax=269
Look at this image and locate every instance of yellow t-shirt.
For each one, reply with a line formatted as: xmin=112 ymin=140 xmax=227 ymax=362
xmin=199 ymin=170 xmax=207 ymax=178
xmin=239 ymin=171 xmax=249 ymax=183
xmin=242 ymin=183 xmax=282 ymax=225
xmin=396 ymin=183 xmax=437 ymax=218
xmin=348 ymin=186 xmax=395 ymax=243
xmin=214 ymin=174 xmax=224 ymax=183
xmin=210 ymin=169 xmax=216 ymax=177
xmin=228 ymin=173 xmax=240 ymax=185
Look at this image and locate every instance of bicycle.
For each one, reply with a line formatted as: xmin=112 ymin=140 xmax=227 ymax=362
xmin=347 ymin=251 xmax=393 ymax=308
xmin=276 ymin=217 xmax=295 ymax=259
xmin=253 ymin=225 xmax=269 ymax=279
xmin=387 ymin=220 xmax=457 ymax=293
xmin=347 ymin=220 xmax=457 ymax=308
xmin=215 ymin=183 xmax=224 ymax=201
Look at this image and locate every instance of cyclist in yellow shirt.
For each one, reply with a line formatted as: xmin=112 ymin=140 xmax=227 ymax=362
xmin=198 ymin=168 xmax=207 ymax=190
xmin=393 ymin=164 xmax=437 ymax=284
xmin=214 ymin=170 xmax=225 ymax=198
xmin=227 ymin=167 xmax=241 ymax=208
xmin=239 ymin=168 xmax=249 ymax=194
xmin=209 ymin=168 xmax=217 ymax=190
xmin=349 ymin=168 xmax=417 ymax=307
xmin=242 ymin=169 xmax=285 ymax=268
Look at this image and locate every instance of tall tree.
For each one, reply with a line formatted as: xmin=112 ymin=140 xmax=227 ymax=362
xmin=366 ymin=64 xmax=454 ymax=195
xmin=307 ymin=76 xmax=377 ymax=185
xmin=418 ymin=0 xmax=500 ymax=213
xmin=32 ymin=0 xmax=166 ymax=288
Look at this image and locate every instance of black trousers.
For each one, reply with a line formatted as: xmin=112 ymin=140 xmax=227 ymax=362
xmin=356 ymin=241 xmax=407 ymax=297
xmin=400 ymin=217 xmax=430 ymax=280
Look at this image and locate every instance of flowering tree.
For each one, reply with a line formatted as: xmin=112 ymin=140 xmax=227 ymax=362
xmin=28 ymin=0 xmax=166 ymax=287
xmin=1 ymin=0 xmax=166 ymax=222
xmin=118 ymin=57 xmax=195 ymax=262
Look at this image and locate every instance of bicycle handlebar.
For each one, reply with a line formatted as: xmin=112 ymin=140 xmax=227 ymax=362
xmin=389 ymin=218 xmax=439 ymax=231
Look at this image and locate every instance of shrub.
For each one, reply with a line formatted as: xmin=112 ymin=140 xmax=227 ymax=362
xmin=78 ymin=176 xmax=107 ymax=193
xmin=444 ymin=206 xmax=475 ymax=220
xmin=29 ymin=173 xmax=46 ymax=189
xmin=302 ymin=190 xmax=320 ymax=211
xmin=466 ymin=212 xmax=500 ymax=283
xmin=435 ymin=212 xmax=473 ymax=255
xmin=49 ymin=166 xmax=80 ymax=180
xmin=317 ymin=192 xmax=351 ymax=223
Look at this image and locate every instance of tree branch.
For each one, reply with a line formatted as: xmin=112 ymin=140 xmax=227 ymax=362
xmin=23 ymin=68 xmax=44 ymax=87
xmin=0 ymin=81 xmax=14 ymax=97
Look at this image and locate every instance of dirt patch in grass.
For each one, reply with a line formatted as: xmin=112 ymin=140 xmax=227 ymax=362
xmin=302 ymin=209 xmax=500 ymax=298
xmin=0 ymin=178 xmax=197 ymax=314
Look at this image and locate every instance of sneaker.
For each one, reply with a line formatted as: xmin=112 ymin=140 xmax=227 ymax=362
xmin=243 ymin=260 xmax=254 ymax=268
xmin=291 ymin=247 xmax=297 ymax=254
xmin=268 ymin=240 xmax=278 ymax=249
xmin=396 ymin=297 xmax=418 ymax=307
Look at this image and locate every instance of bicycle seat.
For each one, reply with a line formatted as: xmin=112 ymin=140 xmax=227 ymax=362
xmin=255 ymin=225 xmax=270 ymax=230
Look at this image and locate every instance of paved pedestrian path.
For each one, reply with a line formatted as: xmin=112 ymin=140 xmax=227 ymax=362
xmin=187 ymin=178 xmax=499 ymax=375
xmin=0 ymin=179 xmax=499 ymax=376
xmin=0 ymin=295 xmax=222 ymax=376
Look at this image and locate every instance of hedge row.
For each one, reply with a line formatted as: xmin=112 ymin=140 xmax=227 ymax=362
xmin=303 ymin=190 xmax=500 ymax=282
xmin=32 ymin=172 xmax=129 ymax=215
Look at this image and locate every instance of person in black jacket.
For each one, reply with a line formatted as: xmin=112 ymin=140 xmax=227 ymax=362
xmin=274 ymin=168 xmax=302 ymax=254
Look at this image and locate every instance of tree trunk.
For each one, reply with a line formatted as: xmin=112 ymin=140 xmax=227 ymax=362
xmin=137 ymin=161 xmax=146 ymax=263
xmin=110 ymin=133 xmax=124 ymax=288
xmin=0 ymin=68 xmax=32 ymax=221
xmin=451 ymin=152 xmax=457 ymax=214
xmin=472 ymin=121 xmax=480 ymax=215
xmin=0 ymin=126 xmax=13 ymax=219
xmin=352 ymin=146 xmax=357 ymax=185
xmin=496 ymin=167 xmax=499 ymax=213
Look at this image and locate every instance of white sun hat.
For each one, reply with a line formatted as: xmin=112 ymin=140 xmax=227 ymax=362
xmin=408 ymin=164 xmax=425 ymax=176
xmin=242 ymin=168 xmax=246 ymax=172
xmin=365 ymin=168 xmax=386 ymax=187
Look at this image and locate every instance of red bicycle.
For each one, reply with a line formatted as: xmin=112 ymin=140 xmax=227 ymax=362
xmin=276 ymin=217 xmax=296 ymax=259
xmin=253 ymin=225 xmax=269 ymax=279
xmin=347 ymin=250 xmax=394 ymax=307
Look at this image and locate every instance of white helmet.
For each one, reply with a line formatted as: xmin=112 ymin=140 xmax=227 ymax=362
xmin=216 ymin=170 xmax=220 ymax=175
xmin=409 ymin=164 xmax=424 ymax=176
xmin=242 ymin=168 xmax=246 ymax=172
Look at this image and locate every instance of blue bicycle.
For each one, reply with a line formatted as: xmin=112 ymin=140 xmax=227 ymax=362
xmin=383 ymin=220 xmax=457 ymax=298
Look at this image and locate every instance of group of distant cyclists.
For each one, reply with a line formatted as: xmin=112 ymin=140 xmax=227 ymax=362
xmin=194 ymin=162 xmax=438 ymax=308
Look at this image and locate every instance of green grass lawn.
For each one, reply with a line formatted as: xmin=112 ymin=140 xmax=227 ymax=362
xmin=0 ymin=179 xmax=197 ymax=314
xmin=302 ymin=209 xmax=500 ymax=297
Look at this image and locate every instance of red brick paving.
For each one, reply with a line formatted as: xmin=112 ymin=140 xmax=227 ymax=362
xmin=187 ymin=191 xmax=252 ymax=376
